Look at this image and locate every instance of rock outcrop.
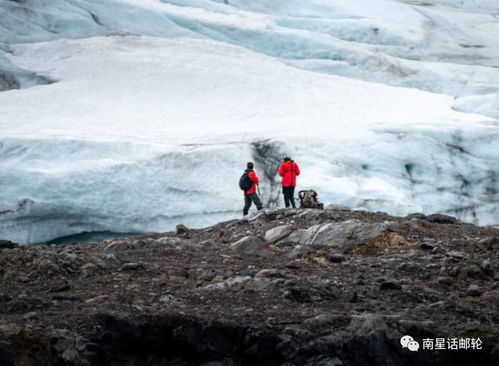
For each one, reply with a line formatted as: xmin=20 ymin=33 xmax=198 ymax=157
xmin=1 ymin=208 xmax=498 ymax=365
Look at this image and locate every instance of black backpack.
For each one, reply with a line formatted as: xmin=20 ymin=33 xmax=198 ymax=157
xmin=239 ymin=171 xmax=253 ymax=191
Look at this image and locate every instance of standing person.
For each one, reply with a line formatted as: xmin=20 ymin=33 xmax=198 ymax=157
xmin=278 ymin=155 xmax=300 ymax=208
xmin=242 ymin=162 xmax=263 ymax=216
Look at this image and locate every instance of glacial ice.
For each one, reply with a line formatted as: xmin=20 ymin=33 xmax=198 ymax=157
xmin=2 ymin=121 xmax=497 ymax=244
xmin=0 ymin=0 xmax=498 ymax=244
xmin=1 ymin=0 xmax=497 ymax=115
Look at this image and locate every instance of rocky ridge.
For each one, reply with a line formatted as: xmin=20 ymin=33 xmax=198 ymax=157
xmin=1 ymin=207 xmax=498 ymax=365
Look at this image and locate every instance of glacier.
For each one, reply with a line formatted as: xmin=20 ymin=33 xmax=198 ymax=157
xmin=0 ymin=0 xmax=498 ymax=244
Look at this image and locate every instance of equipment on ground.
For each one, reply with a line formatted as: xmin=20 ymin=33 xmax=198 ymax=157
xmin=298 ymin=189 xmax=324 ymax=209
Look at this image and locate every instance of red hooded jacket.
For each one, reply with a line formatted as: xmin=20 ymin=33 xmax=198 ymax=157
xmin=278 ymin=161 xmax=300 ymax=187
xmin=245 ymin=170 xmax=259 ymax=195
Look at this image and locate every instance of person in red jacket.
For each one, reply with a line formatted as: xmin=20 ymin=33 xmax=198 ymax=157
xmin=243 ymin=161 xmax=263 ymax=216
xmin=278 ymin=155 xmax=300 ymax=209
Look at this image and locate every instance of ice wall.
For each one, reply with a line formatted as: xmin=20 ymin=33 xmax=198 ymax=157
xmin=1 ymin=125 xmax=498 ymax=245
xmin=0 ymin=138 xmax=250 ymax=244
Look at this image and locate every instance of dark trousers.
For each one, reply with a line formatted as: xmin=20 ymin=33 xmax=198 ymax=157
xmin=283 ymin=186 xmax=296 ymax=208
xmin=243 ymin=193 xmax=263 ymax=215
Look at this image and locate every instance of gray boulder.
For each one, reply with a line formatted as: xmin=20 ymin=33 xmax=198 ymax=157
xmin=297 ymin=209 xmax=328 ymax=220
xmin=230 ymin=236 xmax=267 ymax=254
xmin=278 ymin=220 xmax=392 ymax=249
xmin=103 ymin=240 xmax=133 ymax=253
xmin=254 ymin=269 xmax=285 ymax=279
xmin=312 ymin=221 xmax=387 ymax=246
xmin=147 ymin=236 xmax=182 ymax=248
xmin=203 ymin=276 xmax=252 ymax=291
xmin=264 ymin=225 xmax=294 ymax=243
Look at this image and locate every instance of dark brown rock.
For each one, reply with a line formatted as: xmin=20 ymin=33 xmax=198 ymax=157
xmin=0 ymin=207 xmax=498 ymax=365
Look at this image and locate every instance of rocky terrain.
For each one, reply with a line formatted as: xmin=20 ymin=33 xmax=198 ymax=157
xmin=1 ymin=207 xmax=498 ymax=365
